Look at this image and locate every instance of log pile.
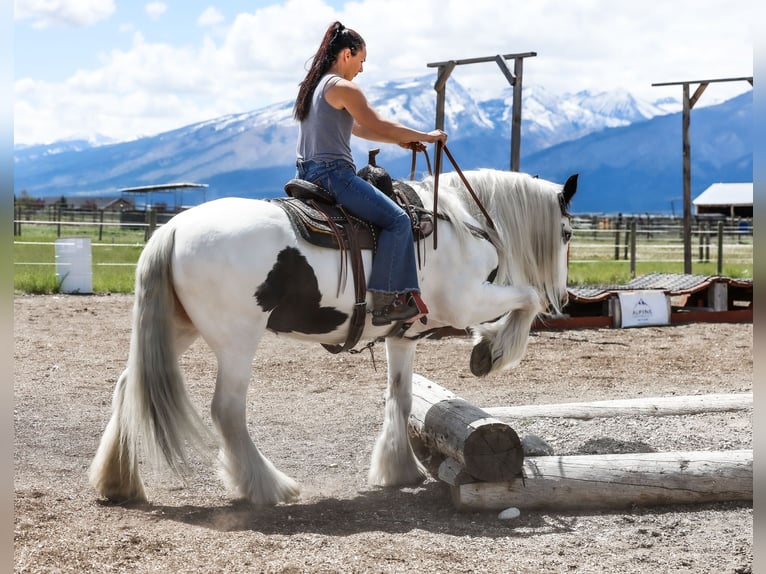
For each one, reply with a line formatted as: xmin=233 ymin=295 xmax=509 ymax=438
xmin=408 ymin=375 xmax=753 ymax=512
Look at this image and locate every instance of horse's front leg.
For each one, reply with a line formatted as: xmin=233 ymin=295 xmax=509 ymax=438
xmin=368 ymin=337 xmax=428 ymax=487
xmin=435 ymin=281 xmax=541 ymax=329
xmin=463 ymin=283 xmax=543 ymax=376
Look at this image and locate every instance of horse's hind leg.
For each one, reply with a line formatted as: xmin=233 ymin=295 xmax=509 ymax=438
xmin=212 ymin=350 xmax=301 ymax=506
xmin=368 ymin=337 xmax=427 ymax=487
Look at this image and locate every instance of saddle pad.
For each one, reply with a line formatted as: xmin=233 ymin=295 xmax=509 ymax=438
xmin=269 ymin=197 xmax=379 ymax=251
xmin=270 ymin=179 xmax=432 ymax=252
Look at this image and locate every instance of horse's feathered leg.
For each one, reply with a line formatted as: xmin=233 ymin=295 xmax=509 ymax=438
xmin=435 ymin=281 xmax=542 ymax=377
xmin=89 ymin=224 xmax=208 ymax=503
xmin=470 ymin=304 xmax=540 ymax=376
xmin=212 ymin=349 xmax=301 ymax=506
xmin=368 ymin=337 xmax=427 ymax=487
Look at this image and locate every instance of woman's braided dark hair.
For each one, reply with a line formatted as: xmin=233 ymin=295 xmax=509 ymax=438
xmin=293 ymin=21 xmax=365 ymax=121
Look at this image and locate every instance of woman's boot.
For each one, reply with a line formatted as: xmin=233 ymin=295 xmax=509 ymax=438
xmin=370 ymin=291 xmax=419 ymax=326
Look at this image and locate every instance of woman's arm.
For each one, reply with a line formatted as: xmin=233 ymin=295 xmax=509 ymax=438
xmin=327 ymin=79 xmax=447 ymax=145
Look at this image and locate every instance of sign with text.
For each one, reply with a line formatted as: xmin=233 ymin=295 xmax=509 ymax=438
xmin=616 ymin=291 xmax=670 ymax=328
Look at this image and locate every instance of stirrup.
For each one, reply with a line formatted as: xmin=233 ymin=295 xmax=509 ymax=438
xmin=407 ymin=292 xmax=429 ymax=325
xmin=371 ymin=292 xmax=428 ymax=326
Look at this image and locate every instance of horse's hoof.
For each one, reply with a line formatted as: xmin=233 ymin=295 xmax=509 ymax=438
xmin=470 ymin=338 xmax=493 ymax=377
xmin=97 ymin=492 xmax=148 ymax=506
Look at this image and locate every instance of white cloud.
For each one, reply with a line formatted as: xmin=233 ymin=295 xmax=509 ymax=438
xmin=198 ymin=6 xmax=224 ymax=27
xmin=13 ymin=0 xmax=753 ymax=145
xmin=145 ymin=2 xmax=167 ymax=21
xmin=14 ymin=0 xmax=115 ymax=28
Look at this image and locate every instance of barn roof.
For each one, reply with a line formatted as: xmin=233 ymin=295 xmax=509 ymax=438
xmin=118 ymin=182 xmax=208 ymax=194
xmin=692 ymin=183 xmax=752 ymax=207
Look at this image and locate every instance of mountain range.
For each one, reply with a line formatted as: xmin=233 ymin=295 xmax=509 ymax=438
xmin=13 ymin=76 xmax=752 ymax=214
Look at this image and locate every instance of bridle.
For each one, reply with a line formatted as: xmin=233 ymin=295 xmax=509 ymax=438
xmin=409 ymin=142 xmax=496 ymax=249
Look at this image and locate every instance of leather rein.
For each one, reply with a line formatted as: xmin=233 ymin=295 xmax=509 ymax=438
xmin=409 ymin=142 xmax=496 ymax=249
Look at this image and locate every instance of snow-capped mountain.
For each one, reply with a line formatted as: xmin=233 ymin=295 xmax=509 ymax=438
xmin=13 ymin=76 xmax=751 ymax=214
xmin=522 ymin=90 xmax=752 ymax=214
xmin=479 ymin=85 xmax=679 ymax=154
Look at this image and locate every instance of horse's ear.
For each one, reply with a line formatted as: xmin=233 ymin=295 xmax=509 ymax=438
xmin=561 ymin=173 xmax=578 ymax=208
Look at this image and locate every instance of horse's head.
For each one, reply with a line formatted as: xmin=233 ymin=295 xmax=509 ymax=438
xmin=485 ymin=170 xmax=578 ymax=317
xmin=425 ymin=169 xmax=579 ymax=315
xmin=475 ymin=170 xmax=577 ymax=375
xmin=430 ymin=169 xmax=580 ymax=376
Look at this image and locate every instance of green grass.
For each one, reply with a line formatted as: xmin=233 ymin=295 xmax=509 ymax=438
xmin=568 ymin=261 xmax=752 ymax=287
xmin=14 ymin=228 xmax=144 ymax=294
xmin=567 ymin=230 xmax=752 ymax=285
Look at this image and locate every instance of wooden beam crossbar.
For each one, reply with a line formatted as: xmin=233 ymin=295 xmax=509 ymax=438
xmin=651 ymin=76 xmax=753 ymax=87
xmin=427 ymin=52 xmax=537 ymax=68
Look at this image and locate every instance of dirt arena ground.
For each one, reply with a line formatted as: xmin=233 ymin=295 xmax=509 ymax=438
xmin=14 ymin=294 xmax=752 ymax=573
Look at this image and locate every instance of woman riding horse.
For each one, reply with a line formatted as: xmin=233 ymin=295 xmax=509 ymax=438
xmin=294 ymin=21 xmax=447 ymax=325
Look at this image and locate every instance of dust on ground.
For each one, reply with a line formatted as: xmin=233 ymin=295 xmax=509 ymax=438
xmin=14 ymin=294 xmax=752 ymax=573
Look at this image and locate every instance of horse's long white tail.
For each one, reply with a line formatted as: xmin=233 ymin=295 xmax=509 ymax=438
xmin=90 ymin=223 xmax=208 ymax=501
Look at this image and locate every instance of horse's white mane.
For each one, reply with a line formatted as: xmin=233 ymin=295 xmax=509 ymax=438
xmin=415 ymin=169 xmax=567 ymax=314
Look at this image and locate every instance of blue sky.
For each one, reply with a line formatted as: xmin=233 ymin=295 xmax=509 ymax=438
xmin=14 ymin=0 xmax=753 ymax=145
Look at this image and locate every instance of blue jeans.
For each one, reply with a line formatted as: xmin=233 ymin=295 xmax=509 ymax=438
xmin=296 ymin=158 xmax=420 ymax=294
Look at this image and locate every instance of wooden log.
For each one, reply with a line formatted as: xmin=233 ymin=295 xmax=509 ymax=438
xmin=409 ymin=374 xmax=523 ymax=482
xmin=483 ymin=392 xmax=752 ymax=421
xmin=450 ymin=449 xmax=752 ymax=511
xmin=437 ymin=456 xmax=476 ymax=486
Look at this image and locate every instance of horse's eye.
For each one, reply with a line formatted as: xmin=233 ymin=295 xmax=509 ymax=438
xmin=562 ymin=229 xmax=572 ymax=243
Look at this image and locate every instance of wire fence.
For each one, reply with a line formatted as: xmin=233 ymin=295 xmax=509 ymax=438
xmin=568 ymin=215 xmax=752 ymax=275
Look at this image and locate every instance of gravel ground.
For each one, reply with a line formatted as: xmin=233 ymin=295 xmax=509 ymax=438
xmin=14 ymin=294 xmax=752 ymax=573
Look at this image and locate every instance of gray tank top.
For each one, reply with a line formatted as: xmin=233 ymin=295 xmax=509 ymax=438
xmin=296 ymin=74 xmax=354 ymax=164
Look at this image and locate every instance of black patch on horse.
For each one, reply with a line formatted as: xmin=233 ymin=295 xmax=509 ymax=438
xmin=255 ymin=247 xmax=348 ymax=334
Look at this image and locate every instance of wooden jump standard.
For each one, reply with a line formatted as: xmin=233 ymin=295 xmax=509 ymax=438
xmin=408 ymin=375 xmax=752 ymax=512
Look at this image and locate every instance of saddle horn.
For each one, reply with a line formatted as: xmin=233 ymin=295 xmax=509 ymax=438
xmin=357 ymin=148 xmax=394 ymax=197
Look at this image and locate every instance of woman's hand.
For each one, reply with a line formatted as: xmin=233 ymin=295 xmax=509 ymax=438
xmin=398 ymin=141 xmax=427 ymax=151
xmin=398 ymin=129 xmax=448 ymax=150
xmin=425 ymin=129 xmax=448 ymax=145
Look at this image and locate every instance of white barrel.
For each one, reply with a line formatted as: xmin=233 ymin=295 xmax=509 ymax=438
xmin=55 ymin=237 xmax=93 ymax=294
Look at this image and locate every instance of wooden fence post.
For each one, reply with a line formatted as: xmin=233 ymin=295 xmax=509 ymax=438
xmin=145 ymin=208 xmax=157 ymax=241
xmin=629 ymin=219 xmax=636 ymax=278
xmin=717 ymin=221 xmax=724 ymax=274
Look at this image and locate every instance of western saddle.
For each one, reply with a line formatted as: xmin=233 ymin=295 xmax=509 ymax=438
xmin=269 ymin=151 xmax=433 ymax=353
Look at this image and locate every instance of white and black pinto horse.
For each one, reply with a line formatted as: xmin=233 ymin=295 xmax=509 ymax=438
xmin=89 ymin=168 xmax=578 ymax=506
